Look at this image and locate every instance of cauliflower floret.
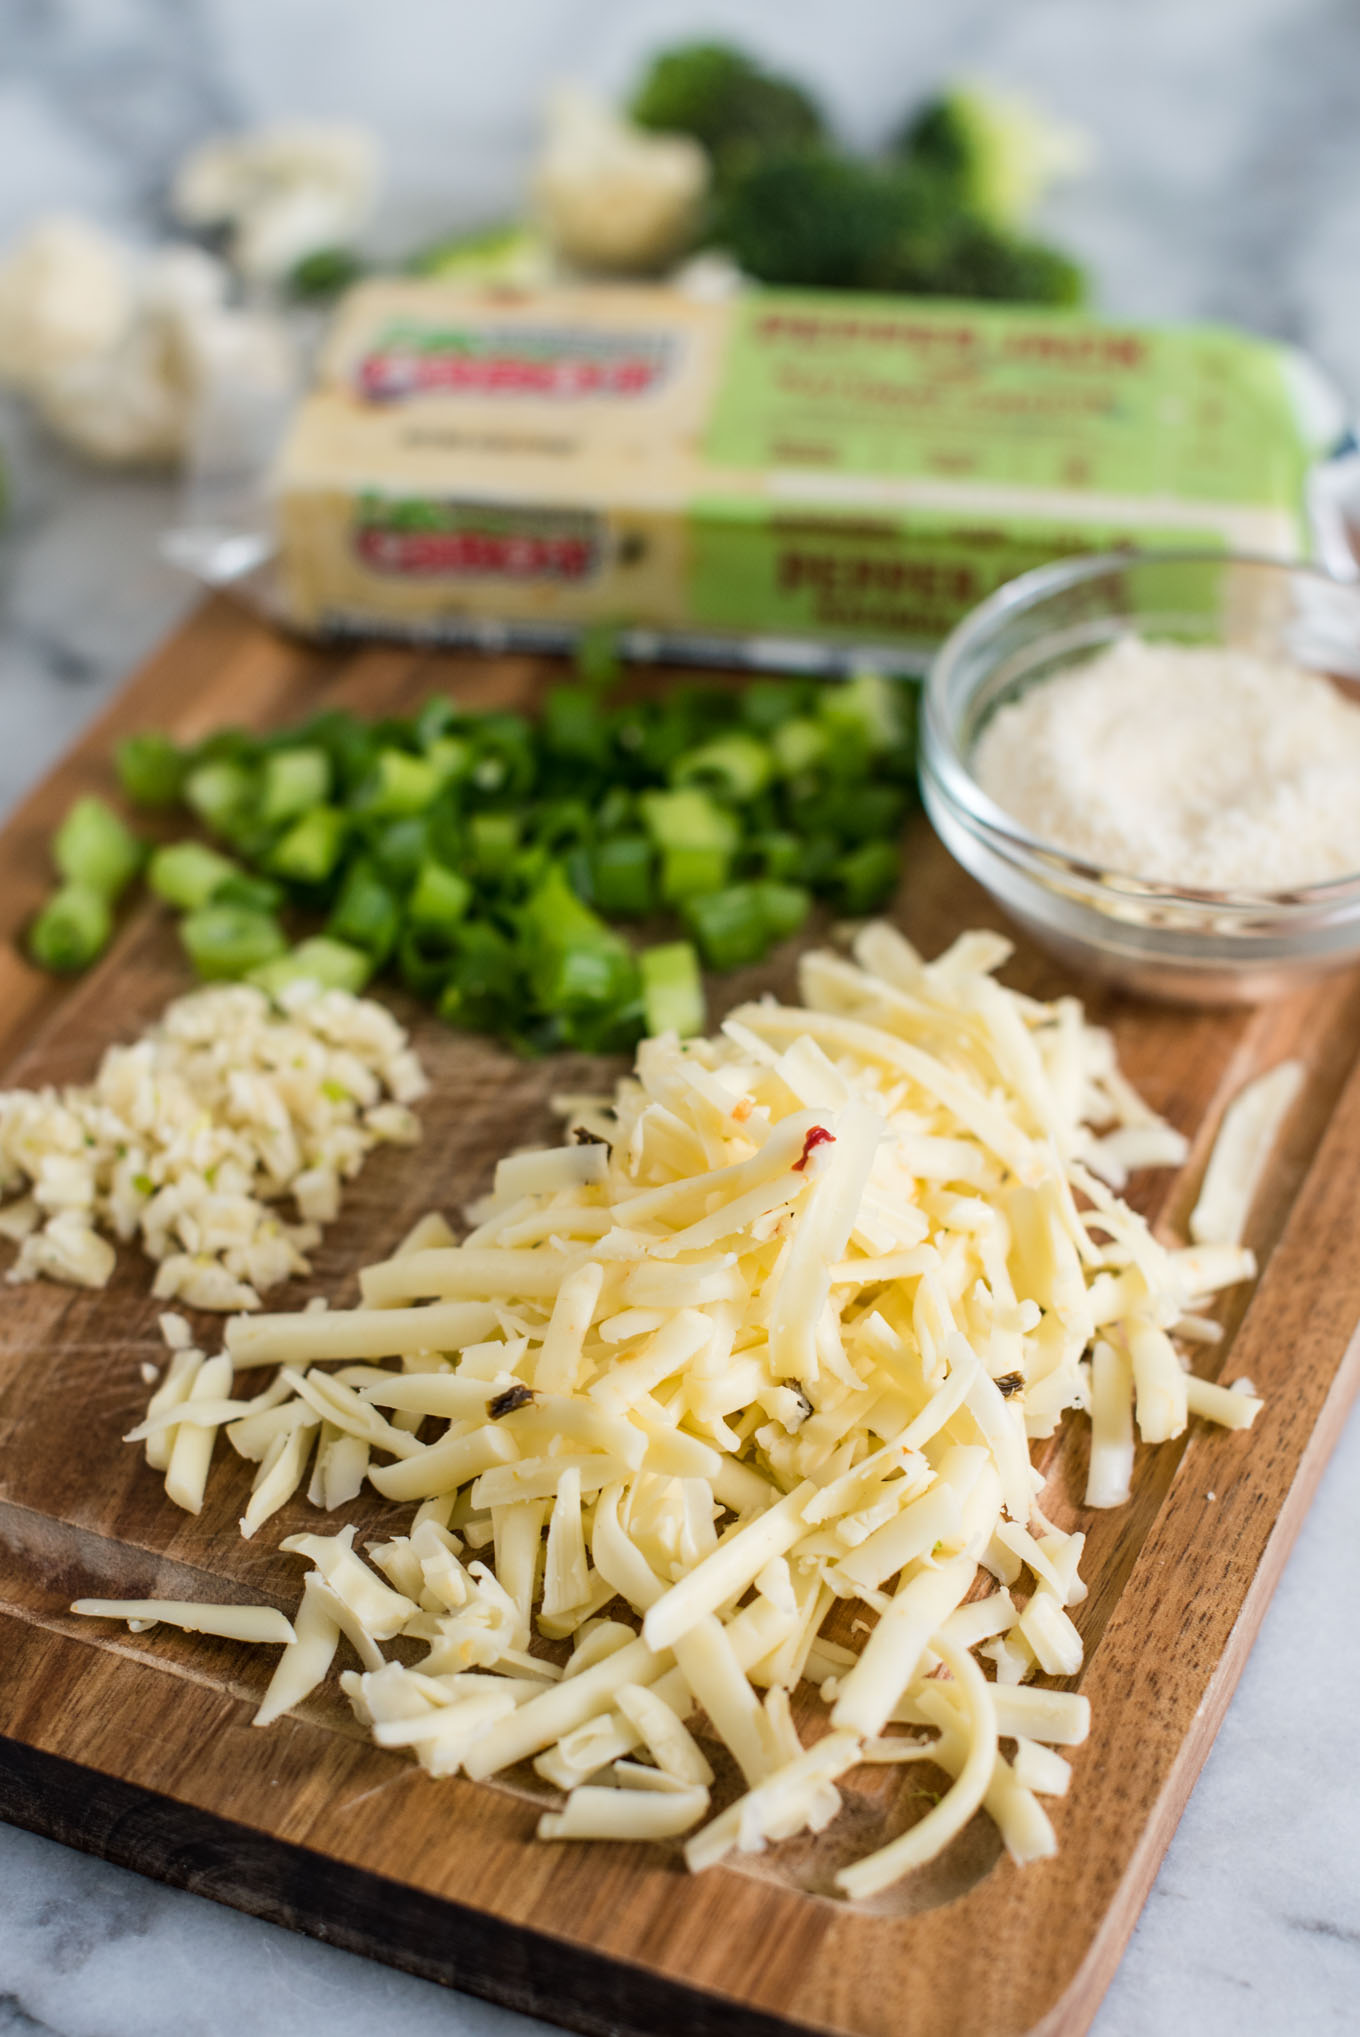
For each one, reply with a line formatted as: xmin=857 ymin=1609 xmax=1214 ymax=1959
xmin=172 ymin=122 xmax=379 ymax=281
xmin=38 ymin=242 xmax=292 ymax=466
xmin=0 ymin=216 xmax=132 ymax=394
xmin=0 ymin=219 xmax=293 ymax=467
xmin=532 ymin=87 xmax=709 ymax=275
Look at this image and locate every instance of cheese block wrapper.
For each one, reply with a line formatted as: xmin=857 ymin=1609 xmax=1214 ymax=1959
xmin=265 ymin=279 xmax=1347 ymax=673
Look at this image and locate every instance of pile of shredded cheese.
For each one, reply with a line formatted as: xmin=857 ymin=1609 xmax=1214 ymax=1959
xmin=0 ymin=982 xmax=425 ymax=1309
xmin=973 ymin=636 xmax=1360 ymax=892
xmin=76 ymin=924 xmax=1267 ymax=1895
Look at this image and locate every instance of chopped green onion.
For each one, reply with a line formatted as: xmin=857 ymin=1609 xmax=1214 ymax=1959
xmin=326 ymin=858 xmax=402 ymax=962
xmin=520 ymin=864 xmax=637 ymax=1014
xmin=681 ymin=884 xmax=770 ymax=971
xmin=427 ymin=734 xmax=472 ymax=786
xmin=661 ymin=844 xmax=731 ymax=903
xmin=249 ymin=936 xmax=372 ymax=997
xmin=260 ymin=746 xmax=331 ymax=825
xmin=29 ymin=661 xmax=917 ymax=1059
xmin=185 ymin=758 xmax=256 ymax=840
xmin=672 ymin=732 xmax=773 ymax=801
xmin=214 ymin=871 xmax=284 ymax=914
xmin=469 ymin=719 xmax=536 ymax=799
xmin=367 ymin=814 xmax=432 ymax=889
xmin=640 ymin=941 xmax=705 ymax=1038
xmin=184 ymin=757 xmax=256 ymax=843
xmin=640 ymin=786 xmax=740 ymax=853
xmin=589 ymin=834 xmax=654 ymax=918
xmin=437 ymin=922 xmax=523 ymax=1032
xmin=534 ymin=798 xmax=594 ymax=850
xmin=300 ymin=712 xmax=376 ymax=798
xmin=469 ymin=811 xmax=521 ymax=879
xmin=770 ymin=717 xmax=827 ymax=776
xmin=116 ymin=731 xmax=187 ymax=807
xmin=407 ymin=860 xmax=473 ymax=933
xmin=814 ymin=782 xmax=908 ymax=844
xmin=53 ymin=797 xmax=143 ymax=901
xmin=267 ymin=807 xmax=348 ymax=885
xmin=753 ymin=880 xmax=812 ymax=943
xmin=180 ymin=904 xmax=287 ymax=981
xmin=819 ymin=670 xmax=902 ymax=752
xmin=595 ymin=786 xmax=634 ymax=836
xmin=748 ymin=830 xmax=803 ymax=882
xmin=361 ymin=748 xmax=443 ymax=817
xmin=27 ymin=884 xmax=112 ymax=973
xmin=574 ymin=621 xmax=622 ymax=692
xmin=413 ymin=695 xmax=457 ymax=748
xmin=829 ymin=840 xmax=901 ymax=914
xmin=148 ymin=841 xmax=240 ymax=911
xmin=740 ymin=680 xmax=806 ymax=733
xmin=682 ymin=880 xmax=807 ymax=971
xmin=543 ymin=685 xmax=610 ymax=766
xmin=398 ymin=924 xmax=457 ymax=999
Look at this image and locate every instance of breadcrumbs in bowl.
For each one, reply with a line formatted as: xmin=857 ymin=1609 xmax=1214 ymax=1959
xmin=921 ymin=550 xmax=1360 ymax=1004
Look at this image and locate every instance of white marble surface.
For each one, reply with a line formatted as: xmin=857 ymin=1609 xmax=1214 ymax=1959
xmin=3 ymin=2 xmax=1360 ymax=2032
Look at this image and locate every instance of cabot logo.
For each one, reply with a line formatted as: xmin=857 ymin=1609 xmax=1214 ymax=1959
xmin=356 ymin=321 xmax=673 ymax=401
xmin=354 ymin=496 xmax=601 ymax=581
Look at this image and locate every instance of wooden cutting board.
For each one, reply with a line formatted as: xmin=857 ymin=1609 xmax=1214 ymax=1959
xmin=2 ymin=594 xmax=1359 ymax=2037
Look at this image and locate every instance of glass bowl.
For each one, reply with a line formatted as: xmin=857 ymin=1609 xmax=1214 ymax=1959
xmin=920 ymin=550 xmax=1360 ymax=1003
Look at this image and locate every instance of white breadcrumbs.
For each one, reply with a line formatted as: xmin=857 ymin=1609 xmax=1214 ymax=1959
xmin=0 ymin=981 xmax=426 ymax=1309
xmin=973 ymin=636 xmax=1360 ymax=892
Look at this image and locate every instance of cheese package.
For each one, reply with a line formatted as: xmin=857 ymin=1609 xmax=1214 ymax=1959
xmin=272 ymin=279 xmax=1338 ymax=672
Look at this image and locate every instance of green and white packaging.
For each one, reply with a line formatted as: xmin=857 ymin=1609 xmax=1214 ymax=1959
xmin=273 ymin=281 xmax=1346 ymax=671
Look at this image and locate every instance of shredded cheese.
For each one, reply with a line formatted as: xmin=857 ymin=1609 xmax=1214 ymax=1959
xmin=74 ymin=922 xmax=1268 ymax=1897
xmin=72 ymin=1597 xmax=294 ymax=1645
xmin=1190 ymin=1060 xmax=1304 ymax=1248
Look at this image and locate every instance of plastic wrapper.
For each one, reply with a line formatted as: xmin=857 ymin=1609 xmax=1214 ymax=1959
xmin=166 ymin=280 xmax=1355 ymax=674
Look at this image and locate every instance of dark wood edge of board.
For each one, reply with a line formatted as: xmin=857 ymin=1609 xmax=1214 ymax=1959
xmin=0 ymin=1729 xmax=807 ymax=2037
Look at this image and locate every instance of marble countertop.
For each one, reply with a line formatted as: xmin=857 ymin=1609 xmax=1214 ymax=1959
xmin=3 ymin=2 xmax=1360 ymax=2032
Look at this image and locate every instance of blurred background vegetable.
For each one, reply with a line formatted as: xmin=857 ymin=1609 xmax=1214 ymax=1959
xmin=531 ymin=86 xmax=711 ymax=275
xmin=630 ymin=41 xmax=827 ymax=184
xmin=0 ymin=37 xmax=1093 ymax=475
xmin=619 ymin=41 xmax=1089 ymax=301
xmin=170 ymin=123 xmax=379 ymax=284
xmin=0 ymin=219 xmax=294 ymax=465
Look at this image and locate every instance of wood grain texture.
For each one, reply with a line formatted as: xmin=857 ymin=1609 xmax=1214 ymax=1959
xmin=1 ymin=594 xmax=1358 ymax=2037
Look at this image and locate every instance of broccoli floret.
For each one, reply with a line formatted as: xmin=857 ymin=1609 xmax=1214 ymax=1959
xmin=718 ymin=149 xmax=1085 ymax=305
xmin=716 ymin=151 xmax=921 ymax=289
xmin=897 ymin=83 xmax=1091 ymax=231
xmin=931 ymin=218 xmax=1086 ymax=305
xmin=630 ymin=42 xmax=825 ymax=181
xmin=288 ymin=247 xmax=366 ymax=297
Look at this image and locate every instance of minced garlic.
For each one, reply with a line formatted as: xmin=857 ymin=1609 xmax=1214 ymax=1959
xmin=0 ymin=981 xmax=425 ymax=1309
xmin=973 ymin=636 xmax=1360 ymax=892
